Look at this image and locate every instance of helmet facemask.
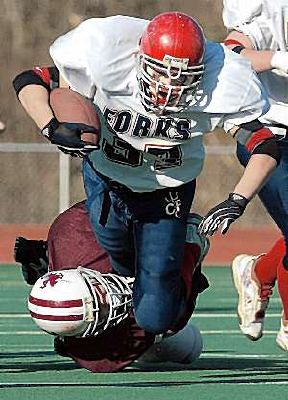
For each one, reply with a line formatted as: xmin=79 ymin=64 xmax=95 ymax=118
xmin=80 ymin=267 xmax=133 ymax=337
xmin=137 ymin=53 xmax=204 ymax=114
xmin=28 ymin=267 xmax=134 ymax=338
xmin=137 ymin=12 xmax=205 ymax=115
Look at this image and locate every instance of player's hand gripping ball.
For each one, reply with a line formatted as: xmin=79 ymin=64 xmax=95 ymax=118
xmin=42 ymin=88 xmax=101 ymax=157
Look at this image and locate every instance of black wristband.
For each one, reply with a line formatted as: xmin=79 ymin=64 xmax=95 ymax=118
xmin=41 ymin=117 xmax=59 ymax=138
xmin=228 ymin=192 xmax=249 ymax=209
xmin=232 ymin=45 xmax=245 ymax=54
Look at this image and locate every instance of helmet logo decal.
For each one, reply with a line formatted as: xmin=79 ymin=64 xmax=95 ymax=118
xmin=40 ymin=272 xmax=64 ymax=289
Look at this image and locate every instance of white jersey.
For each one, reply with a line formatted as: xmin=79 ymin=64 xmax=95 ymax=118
xmin=50 ymin=15 xmax=269 ymax=192
xmin=223 ymin=0 xmax=288 ymax=130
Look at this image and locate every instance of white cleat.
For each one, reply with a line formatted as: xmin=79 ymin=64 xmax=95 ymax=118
xmin=232 ymin=254 xmax=270 ymax=341
xmin=276 ymin=317 xmax=288 ymax=351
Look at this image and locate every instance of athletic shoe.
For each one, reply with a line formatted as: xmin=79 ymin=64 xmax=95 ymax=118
xmin=14 ymin=236 xmax=48 ymax=285
xmin=276 ymin=317 xmax=288 ymax=351
xmin=232 ymin=254 xmax=271 ymax=341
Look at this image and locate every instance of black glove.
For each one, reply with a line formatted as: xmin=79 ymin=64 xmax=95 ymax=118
xmin=14 ymin=236 xmax=48 ymax=285
xmin=198 ymin=193 xmax=249 ymax=236
xmin=41 ymin=117 xmax=99 ymax=157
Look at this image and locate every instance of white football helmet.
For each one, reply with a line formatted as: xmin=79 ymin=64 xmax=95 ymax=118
xmin=28 ymin=267 xmax=133 ymax=337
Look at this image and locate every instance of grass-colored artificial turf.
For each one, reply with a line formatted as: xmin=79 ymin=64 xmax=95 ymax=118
xmin=0 ymin=265 xmax=287 ymax=400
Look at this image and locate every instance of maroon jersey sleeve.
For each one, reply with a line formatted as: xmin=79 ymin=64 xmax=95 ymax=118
xmin=47 ymin=201 xmax=155 ymax=372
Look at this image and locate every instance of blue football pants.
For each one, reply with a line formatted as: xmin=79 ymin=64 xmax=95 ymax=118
xmin=82 ymin=159 xmax=196 ymax=334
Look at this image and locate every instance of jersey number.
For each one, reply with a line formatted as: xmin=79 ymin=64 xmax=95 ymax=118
xmin=102 ymin=137 xmax=143 ymax=167
xmin=102 ymin=137 xmax=182 ymax=170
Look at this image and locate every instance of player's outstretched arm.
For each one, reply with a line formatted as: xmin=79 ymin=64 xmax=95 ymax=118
xmin=199 ymin=124 xmax=280 ymax=236
xmin=224 ymin=31 xmax=288 ymax=74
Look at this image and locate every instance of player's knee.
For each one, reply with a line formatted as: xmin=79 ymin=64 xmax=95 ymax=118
xmin=137 ymin=324 xmax=203 ymax=364
xmin=134 ymin=306 xmax=171 ymax=334
xmin=133 ymin=292 xmax=182 ymax=334
xmin=133 ymin=269 xmax=183 ymax=333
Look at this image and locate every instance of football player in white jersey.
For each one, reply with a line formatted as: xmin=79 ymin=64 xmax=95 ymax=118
xmin=13 ymin=12 xmax=280 ymax=335
xmin=223 ymin=0 xmax=288 ymax=350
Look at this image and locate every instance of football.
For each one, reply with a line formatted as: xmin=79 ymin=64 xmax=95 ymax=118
xmin=49 ymin=88 xmax=100 ymax=145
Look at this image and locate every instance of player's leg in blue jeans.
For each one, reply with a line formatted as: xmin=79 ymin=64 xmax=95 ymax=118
xmin=132 ymin=217 xmax=189 ymax=333
xmin=82 ymin=158 xmax=196 ymax=333
xmin=236 ymin=143 xmax=288 ymax=261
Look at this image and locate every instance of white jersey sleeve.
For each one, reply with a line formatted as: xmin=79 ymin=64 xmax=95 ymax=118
xmin=222 ymin=0 xmax=263 ymax=31
xmin=50 ymin=19 xmax=96 ymax=98
xmin=221 ymin=63 xmax=270 ymax=133
xmin=50 ymin=16 xmax=148 ymax=98
xmin=223 ymin=0 xmax=288 ymax=51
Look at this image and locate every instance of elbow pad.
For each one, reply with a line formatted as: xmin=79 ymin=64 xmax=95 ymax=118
xmin=13 ymin=66 xmax=59 ymax=97
xmin=234 ymin=120 xmax=281 ymax=164
xmin=252 ymin=138 xmax=281 ymax=165
xmin=13 ymin=69 xmax=50 ymax=96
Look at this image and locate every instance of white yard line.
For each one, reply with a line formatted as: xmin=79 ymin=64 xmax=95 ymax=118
xmin=0 ymin=344 xmax=51 ymax=347
xmin=0 ymin=312 xmax=283 ymax=318
xmin=200 ymin=329 xmax=279 ymax=334
xmin=200 ymin=353 xmax=285 ymax=358
xmin=0 ymin=314 xmax=30 ymax=318
xmin=0 ymin=331 xmax=44 ymax=335
xmin=193 ymin=313 xmax=282 ymax=318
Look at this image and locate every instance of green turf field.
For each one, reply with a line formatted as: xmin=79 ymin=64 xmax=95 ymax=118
xmin=1 ymin=265 xmax=287 ymax=400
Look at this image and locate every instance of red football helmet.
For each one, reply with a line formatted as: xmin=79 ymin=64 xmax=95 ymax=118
xmin=137 ymin=12 xmax=205 ymax=114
